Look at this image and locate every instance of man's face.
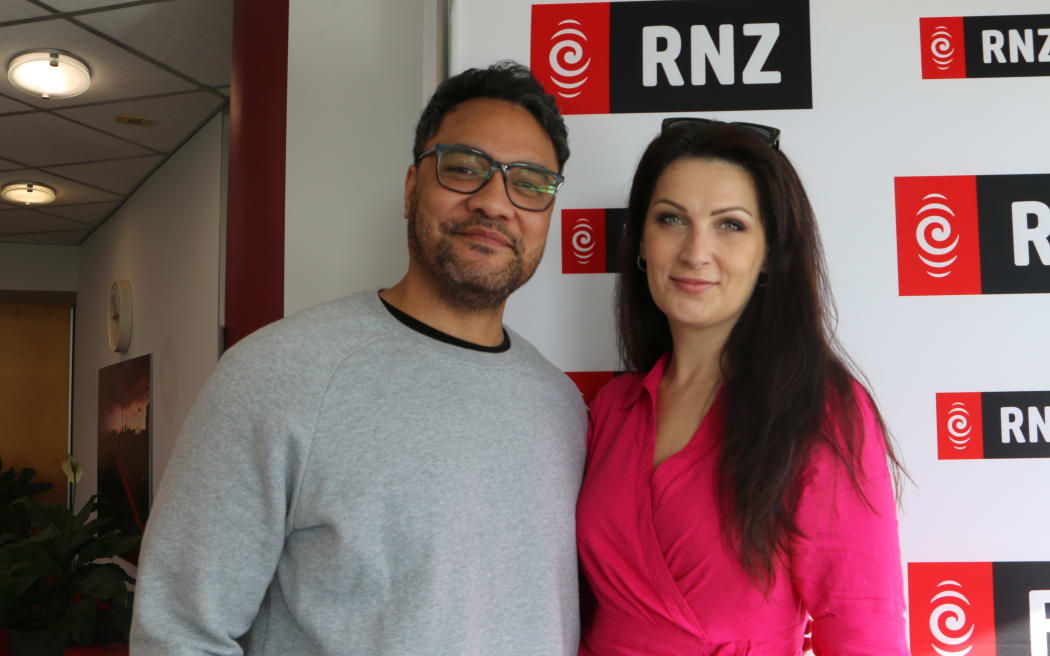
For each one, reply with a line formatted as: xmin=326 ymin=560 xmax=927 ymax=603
xmin=404 ymin=97 xmax=559 ymax=311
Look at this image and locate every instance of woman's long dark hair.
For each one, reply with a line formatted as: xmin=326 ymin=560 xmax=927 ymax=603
xmin=616 ymin=122 xmax=903 ymax=586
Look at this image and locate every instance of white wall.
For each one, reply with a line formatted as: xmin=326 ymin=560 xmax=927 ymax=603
xmin=284 ymin=0 xmax=443 ymax=314
xmin=451 ymin=0 xmax=1050 ymax=570
xmin=72 ymin=114 xmax=223 ymax=509
xmin=0 ymin=243 xmax=79 ymax=291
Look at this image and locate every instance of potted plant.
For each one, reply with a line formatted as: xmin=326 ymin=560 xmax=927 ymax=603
xmin=0 ymin=457 xmax=140 ymax=656
xmin=0 ymin=458 xmax=54 ymax=536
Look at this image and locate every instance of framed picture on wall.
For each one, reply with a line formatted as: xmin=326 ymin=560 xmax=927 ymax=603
xmin=97 ymin=354 xmax=152 ymax=565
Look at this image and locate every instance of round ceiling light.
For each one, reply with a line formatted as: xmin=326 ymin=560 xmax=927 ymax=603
xmin=7 ymin=50 xmax=91 ymax=100
xmin=1 ymin=182 xmax=57 ymax=206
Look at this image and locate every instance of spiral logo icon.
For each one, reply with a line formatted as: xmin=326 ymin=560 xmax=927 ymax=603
xmin=915 ymin=193 xmax=960 ymax=278
xmin=928 ymin=580 xmax=976 ymax=656
xmin=946 ymin=402 xmax=972 ymax=450
xmin=548 ymin=19 xmax=590 ymax=99
xmin=571 ymin=217 xmax=596 ymax=264
xmin=930 ymin=26 xmax=956 ymax=70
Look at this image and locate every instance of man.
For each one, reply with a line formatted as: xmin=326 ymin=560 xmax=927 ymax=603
xmin=131 ymin=62 xmax=586 ymax=655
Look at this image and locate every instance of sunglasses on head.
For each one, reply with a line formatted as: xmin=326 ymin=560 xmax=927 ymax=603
xmin=660 ymin=117 xmax=781 ymax=150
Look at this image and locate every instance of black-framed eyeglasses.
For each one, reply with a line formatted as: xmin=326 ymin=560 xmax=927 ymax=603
xmin=415 ymin=143 xmax=565 ymax=212
xmin=660 ymin=117 xmax=781 ymax=150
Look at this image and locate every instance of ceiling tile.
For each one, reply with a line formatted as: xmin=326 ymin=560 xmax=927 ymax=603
xmin=56 ymin=91 xmax=223 ymax=151
xmin=38 ymin=200 xmax=118 ymax=225
xmin=36 ymin=0 xmax=138 ymax=11
xmin=0 ymin=167 xmax=122 ymax=203
xmin=0 ymin=93 xmax=35 ymax=113
xmin=0 ymin=208 xmax=89 ymax=233
xmin=0 ymin=2 xmax=51 ymax=22
xmin=76 ymin=0 xmax=232 ymax=87
xmin=0 ymin=113 xmax=154 ymax=166
xmin=0 ymin=229 xmax=92 ymax=245
xmin=0 ymin=17 xmax=196 ymax=109
xmin=44 ymin=154 xmax=163 ymax=195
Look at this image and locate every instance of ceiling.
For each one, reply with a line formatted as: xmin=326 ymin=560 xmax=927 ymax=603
xmin=0 ymin=0 xmax=232 ymax=246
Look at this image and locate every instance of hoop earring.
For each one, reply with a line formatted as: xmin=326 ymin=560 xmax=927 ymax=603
xmin=636 ymin=254 xmax=647 ymax=272
xmin=756 ymin=272 xmax=768 ymax=287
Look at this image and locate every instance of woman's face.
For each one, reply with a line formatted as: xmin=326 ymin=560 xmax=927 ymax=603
xmin=641 ymin=157 xmax=767 ymax=341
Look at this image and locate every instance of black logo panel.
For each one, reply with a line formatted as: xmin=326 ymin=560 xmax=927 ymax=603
xmin=981 ymin=391 xmax=1050 ymax=459
xmin=992 ymin=561 xmax=1050 ymax=655
xmin=963 ymin=14 xmax=1050 ymax=78
xmin=608 ymin=0 xmax=811 ymax=113
xmin=976 ymin=174 xmax=1050 ymax=294
xmin=605 ymin=208 xmax=628 ymax=273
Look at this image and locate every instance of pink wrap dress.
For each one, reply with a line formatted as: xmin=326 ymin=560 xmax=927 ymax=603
xmin=576 ymin=355 xmax=908 ymax=655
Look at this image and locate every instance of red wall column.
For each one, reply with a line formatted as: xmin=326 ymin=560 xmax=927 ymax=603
xmin=225 ymin=0 xmax=288 ymax=349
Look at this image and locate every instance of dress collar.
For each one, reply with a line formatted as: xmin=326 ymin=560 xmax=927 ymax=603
xmin=622 ymin=352 xmax=671 ymax=409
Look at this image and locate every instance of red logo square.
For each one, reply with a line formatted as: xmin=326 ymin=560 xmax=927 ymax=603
xmin=908 ymin=562 xmax=997 ymax=656
xmin=562 ymin=209 xmax=607 ymax=274
xmin=936 ymin=393 xmax=984 ymax=460
xmin=566 ymin=371 xmax=616 ymax=407
xmin=920 ymin=17 xmax=967 ymax=79
xmin=895 ymin=175 xmax=982 ymax=296
xmin=531 ymin=3 xmax=610 ymax=115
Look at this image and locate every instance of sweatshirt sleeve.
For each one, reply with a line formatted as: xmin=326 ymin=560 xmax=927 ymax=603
xmin=130 ymin=341 xmax=315 ymax=656
xmin=788 ymin=387 xmax=908 ymax=656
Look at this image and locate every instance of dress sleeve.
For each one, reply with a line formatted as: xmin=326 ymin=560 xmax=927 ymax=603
xmin=788 ymin=387 xmax=908 ymax=656
xmin=129 ymin=343 xmax=310 ymax=656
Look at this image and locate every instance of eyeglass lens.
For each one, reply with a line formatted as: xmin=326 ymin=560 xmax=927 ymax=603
xmin=436 ymin=147 xmax=559 ymax=211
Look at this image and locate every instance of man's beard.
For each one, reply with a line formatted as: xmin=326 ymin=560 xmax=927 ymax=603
xmin=407 ymin=198 xmax=542 ymax=311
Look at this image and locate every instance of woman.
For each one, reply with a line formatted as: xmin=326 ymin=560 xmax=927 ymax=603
xmin=576 ymin=119 xmax=907 ymax=655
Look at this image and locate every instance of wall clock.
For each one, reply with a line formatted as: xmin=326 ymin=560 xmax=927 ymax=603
xmin=108 ymin=280 xmax=133 ymax=352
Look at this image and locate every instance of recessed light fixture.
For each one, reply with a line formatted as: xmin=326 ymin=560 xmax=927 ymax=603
xmin=7 ymin=49 xmax=92 ymax=100
xmin=1 ymin=182 xmax=57 ymax=206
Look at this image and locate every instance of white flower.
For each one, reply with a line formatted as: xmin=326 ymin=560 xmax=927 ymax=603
xmin=61 ymin=455 xmax=83 ymax=485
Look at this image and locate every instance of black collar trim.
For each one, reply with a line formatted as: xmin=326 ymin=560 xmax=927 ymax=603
xmin=379 ymin=295 xmax=511 ymax=353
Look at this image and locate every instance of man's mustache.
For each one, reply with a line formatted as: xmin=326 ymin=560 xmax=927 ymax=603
xmin=442 ymin=217 xmax=522 ymax=254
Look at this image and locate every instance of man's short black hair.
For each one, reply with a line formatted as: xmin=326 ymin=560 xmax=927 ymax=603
xmin=413 ymin=60 xmax=570 ymax=172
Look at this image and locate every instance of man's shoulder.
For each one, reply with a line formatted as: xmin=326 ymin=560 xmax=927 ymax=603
xmin=241 ymin=289 xmax=390 ymax=346
xmin=506 ymin=329 xmax=586 ymax=409
xmin=219 ymin=291 xmax=392 ymax=377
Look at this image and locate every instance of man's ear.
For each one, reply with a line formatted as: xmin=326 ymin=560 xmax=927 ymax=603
xmin=404 ymin=164 xmax=417 ymax=219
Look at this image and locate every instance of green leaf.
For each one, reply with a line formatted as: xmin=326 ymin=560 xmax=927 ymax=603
xmin=76 ymin=530 xmax=141 ymax=565
xmin=94 ymin=589 xmax=134 ymax=643
xmin=74 ymin=564 xmax=130 ymax=599
xmin=16 ymin=499 xmax=68 ymax=531
xmin=2 ymin=553 xmax=61 ymax=580
xmin=0 ymin=574 xmax=40 ymax=609
xmin=28 ymin=524 xmax=62 ymax=544
xmin=62 ymin=597 xmax=97 ymax=645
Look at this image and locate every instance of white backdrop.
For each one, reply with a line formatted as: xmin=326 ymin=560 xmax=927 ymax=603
xmin=449 ymin=0 xmax=1050 ymax=620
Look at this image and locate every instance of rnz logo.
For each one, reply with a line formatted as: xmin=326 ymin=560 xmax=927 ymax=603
xmin=641 ymin=22 xmax=781 ymax=87
xmin=937 ymin=391 xmax=1050 ymax=460
xmin=928 ymin=24 xmax=958 ymax=71
xmin=569 ymin=215 xmax=598 ymax=266
xmin=914 ymin=193 xmax=960 ymax=279
xmin=921 ymin=14 xmax=1050 ymax=79
xmin=895 ymin=174 xmax=1050 ymax=295
xmin=945 ymin=401 xmax=974 ymax=451
xmin=547 ymin=19 xmax=592 ymax=100
xmin=928 ymin=580 xmax=976 ymax=656
xmin=531 ymin=0 xmax=811 ymax=114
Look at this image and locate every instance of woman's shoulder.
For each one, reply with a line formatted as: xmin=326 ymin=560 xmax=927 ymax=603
xmin=826 ymin=376 xmax=881 ymax=436
xmin=591 ymin=371 xmax=646 ymax=413
xmin=809 ymin=375 xmax=890 ymax=477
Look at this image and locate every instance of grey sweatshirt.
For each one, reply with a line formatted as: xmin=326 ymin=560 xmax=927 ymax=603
xmin=130 ymin=291 xmax=588 ymax=656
